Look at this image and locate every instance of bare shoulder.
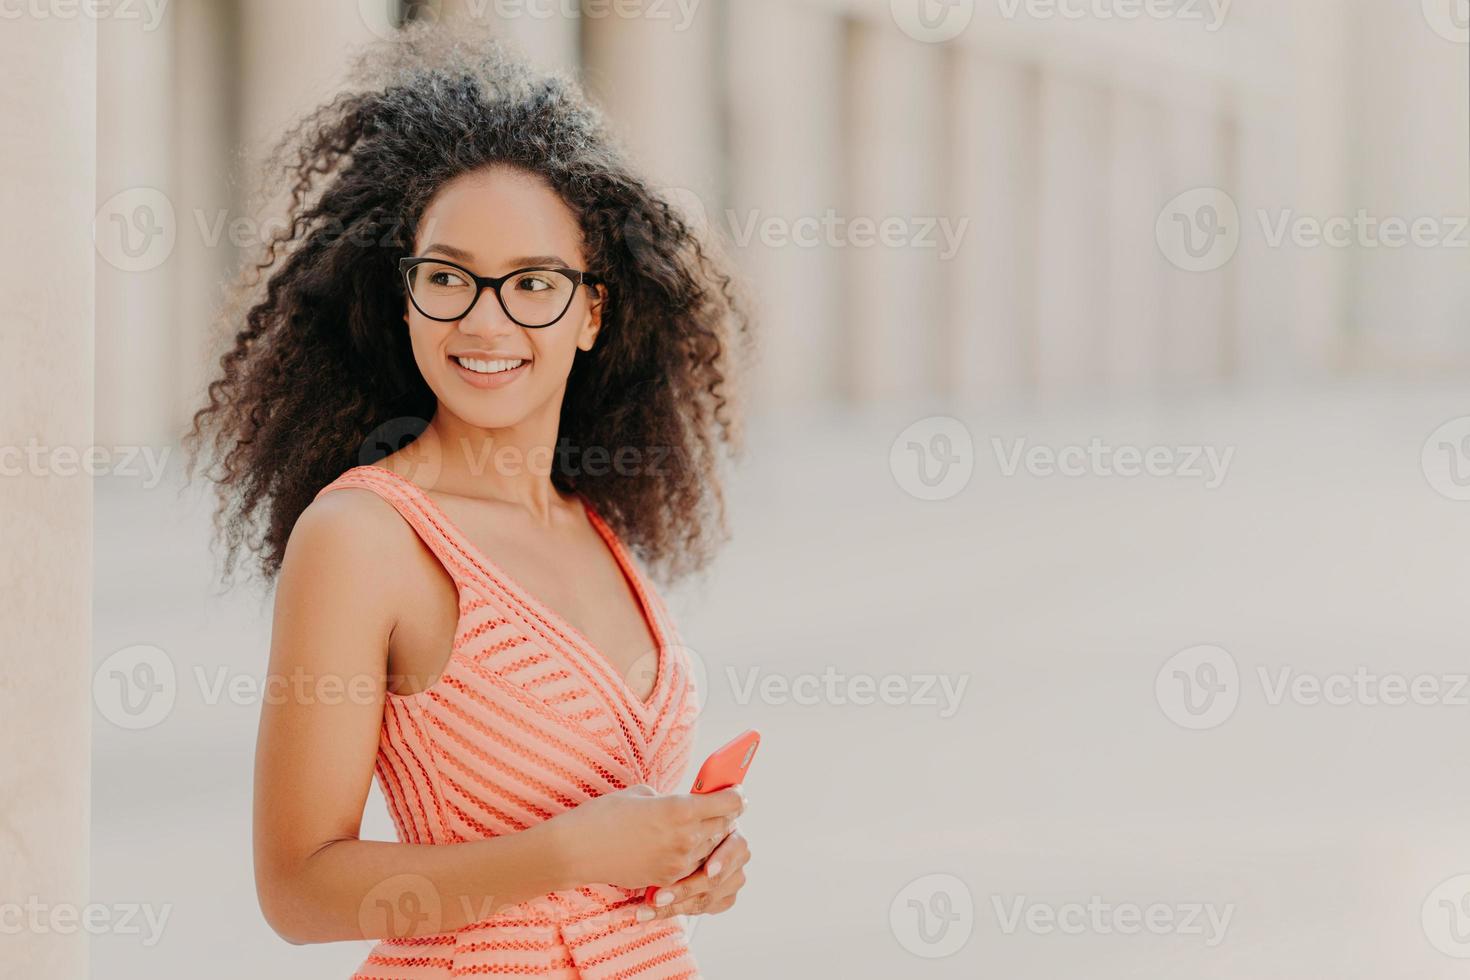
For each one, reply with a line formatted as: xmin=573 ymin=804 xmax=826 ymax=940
xmin=277 ymin=485 xmax=424 ymax=610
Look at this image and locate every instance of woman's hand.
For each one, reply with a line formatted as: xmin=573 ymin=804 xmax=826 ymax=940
xmin=549 ymin=784 xmax=745 ymax=892
xmin=636 ymin=828 xmax=749 ymax=922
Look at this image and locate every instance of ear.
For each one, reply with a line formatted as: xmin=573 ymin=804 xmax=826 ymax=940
xmin=578 ymin=283 xmax=607 ymax=351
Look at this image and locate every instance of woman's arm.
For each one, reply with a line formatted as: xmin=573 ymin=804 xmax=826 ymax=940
xmin=253 ymin=490 xmax=570 ymax=944
xmin=253 ymin=491 xmax=743 ymax=945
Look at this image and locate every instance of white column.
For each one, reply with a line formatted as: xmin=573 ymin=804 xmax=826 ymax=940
xmin=1035 ymin=71 xmax=1110 ymax=398
xmin=95 ymin=10 xmax=177 ymax=448
xmin=1277 ymin=0 xmax=1350 ymax=375
xmin=946 ymin=52 xmax=1038 ymax=404
xmin=1349 ymin=0 xmax=1470 ymax=364
xmin=1160 ymin=87 xmax=1232 ymax=385
xmin=842 ymin=20 xmax=945 ymax=402
xmin=726 ymin=0 xmax=844 ymax=411
xmin=1104 ymin=88 xmax=1166 ymax=392
xmin=579 ymin=0 xmax=722 ymax=194
xmin=173 ymin=0 xmax=240 ymax=433
xmin=0 ymin=14 xmax=95 ymax=980
xmin=238 ymin=1 xmax=383 ymax=177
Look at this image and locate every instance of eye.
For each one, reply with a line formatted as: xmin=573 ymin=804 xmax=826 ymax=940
xmin=515 ymin=273 xmax=556 ymax=292
xmin=428 ymin=268 xmax=470 ymax=288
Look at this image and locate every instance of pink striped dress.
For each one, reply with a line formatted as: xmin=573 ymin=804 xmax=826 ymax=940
xmin=314 ymin=465 xmax=702 ymax=978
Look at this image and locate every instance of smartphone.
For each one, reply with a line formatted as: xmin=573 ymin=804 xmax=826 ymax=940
xmin=644 ymin=729 xmax=760 ymax=902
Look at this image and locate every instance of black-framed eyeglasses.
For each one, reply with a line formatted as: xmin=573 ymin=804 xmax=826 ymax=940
xmin=398 ymin=256 xmax=602 ymax=328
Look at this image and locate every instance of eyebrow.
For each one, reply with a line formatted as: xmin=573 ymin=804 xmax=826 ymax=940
xmin=421 ymin=243 xmax=571 ymax=269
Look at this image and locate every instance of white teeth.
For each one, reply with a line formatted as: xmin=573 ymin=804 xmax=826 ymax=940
xmin=454 ymin=356 xmax=526 ymax=375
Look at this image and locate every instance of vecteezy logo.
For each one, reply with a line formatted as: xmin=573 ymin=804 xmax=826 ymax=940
xmin=1155 ymin=644 xmax=1239 ymax=730
xmin=359 ymin=417 xmax=440 ymax=486
xmin=1423 ymin=874 xmax=1470 ymax=957
xmin=358 ymin=874 xmax=443 ymax=941
xmin=1156 ymin=188 xmax=1241 ymax=273
xmin=93 ymin=644 xmax=177 ymax=730
xmin=630 ymin=643 xmax=709 ymax=718
xmin=1423 ymin=0 xmax=1470 ymax=43
xmin=1422 ymin=416 xmax=1470 ymax=501
xmin=94 ymin=187 xmax=177 ymax=273
xmin=890 ymin=0 xmax=975 ymax=42
xmin=889 ymin=416 xmax=974 ymax=501
xmin=889 ymin=873 xmax=973 ymax=958
xmin=358 ymin=0 xmax=406 ymax=39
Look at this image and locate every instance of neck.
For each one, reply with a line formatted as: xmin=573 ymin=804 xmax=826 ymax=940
xmin=404 ymin=398 xmax=571 ymax=526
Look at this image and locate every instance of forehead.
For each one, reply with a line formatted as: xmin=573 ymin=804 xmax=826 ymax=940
xmin=415 ymin=166 xmax=584 ymax=266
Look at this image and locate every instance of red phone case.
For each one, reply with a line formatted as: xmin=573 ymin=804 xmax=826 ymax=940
xmin=643 ymin=729 xmax=760 ymax=903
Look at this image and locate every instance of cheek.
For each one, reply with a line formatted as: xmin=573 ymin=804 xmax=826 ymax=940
xmin=528 ymin=322 xmax=583 ymax=371
xmin=403 ymin=316 xmax=451 ymax=382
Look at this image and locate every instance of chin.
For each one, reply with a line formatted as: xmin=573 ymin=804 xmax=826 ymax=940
xmin=443 ymin=398 xmax=532 ymax=432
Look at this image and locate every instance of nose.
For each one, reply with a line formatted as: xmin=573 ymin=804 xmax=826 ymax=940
xmin=457 ymin=284 xmax=520 ymax=338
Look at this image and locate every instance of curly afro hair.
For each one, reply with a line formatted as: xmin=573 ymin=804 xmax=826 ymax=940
xmin=187 ymin=20 xmax=754 ymax=588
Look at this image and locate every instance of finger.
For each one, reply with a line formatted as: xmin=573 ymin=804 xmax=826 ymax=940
xmin=653 ymin=894 xmax=712 ymax=919
xmin=701 ymin=830 xmax=748 ymax=881
xmin=645 ymin=868 xmax=745 ymax=921
xmin=685 ymin=786 xmax=745 ymax=820
xmin=646 ymin=872 xmax=710 ymax=910
xmin=697 ymin=813 xmax=738 ymax=850
xmin=637 ymin=875 xmax=711 ymax=921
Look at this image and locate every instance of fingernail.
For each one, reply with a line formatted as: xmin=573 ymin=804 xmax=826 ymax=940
xmin=654 ymin=889 xmax=674 ymax=907
xmin=636 ymin=907 xmax=655 ymax=922
xmin=707 ymin=860 xmax=722 ymax=877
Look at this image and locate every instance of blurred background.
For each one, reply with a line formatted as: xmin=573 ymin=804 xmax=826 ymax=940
xmin=5 ymin=0 xmax=1470 ymax=977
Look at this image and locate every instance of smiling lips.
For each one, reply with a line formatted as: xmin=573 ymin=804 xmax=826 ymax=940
xmin=450 ymin=353 xmax=530 ymax=388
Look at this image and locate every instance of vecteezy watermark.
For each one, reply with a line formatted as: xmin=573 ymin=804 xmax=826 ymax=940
xmin=890 ymin=416 xmax=975 ymax=501
xmin=992 ymin=437 xmax=1234 ymax=489
xmin=0 ymin=0 xmax=169 ymax=29
xmin=92 ymin=644 xmax=445 ymax=731
xmin=992 ymin=895 xmax=1234 ymax=947
xmin=358 ymin=419 xmax=688 ymax=491
xmin=0 ymin=440 xmax=170 ymax=487
xmin=996 ymin=0 xmax=1231 ymax=31
xmin=0 ymin=898 xmax=171 ymax=947
xmin=1159 ymin=188 xmax=1470 ymax=272
xmin=1258 ymin=667 xmax=1470 ymax=708
xmin=94 ymin=645 xmax=177 ymax=730
xmin=1258 ymin=210 xmax=1469 ymax=251
xmin=890 ymin=873 xmax=974 ymax=958
xmin=1423 ymin=874 xmax=1470 ymax=957
xmin=362 ymin=0 xmax=703 ymax=39
xmin=358 ymin=875 xmax=445 ymax=940
xmin=1155 ymin=644 xmax=1240 ymax=730
xmin=725 ymin=209 xmax=969 ymax=261
xmin=724 ymin=666 xmax=969 ymax=719
xmin=890 ymin=0 xmax=975 ymax=43
xmin=94 ymin=187 xmax=176 ymax=273
xmin=1156 ymin=187 xmax=1241 ymax=273
xmin=95 ymin=193 xmax=439 ymax=273
xmin=1156 ymin=644 xmax=1470 ymax=730
xmin=1422 ymin=0 xmax=1469 ymax=43
xmin=630 ymin=643 xmax=709 ymax=718
xmin=1421 ymin=416 xmax=1470 ymax=501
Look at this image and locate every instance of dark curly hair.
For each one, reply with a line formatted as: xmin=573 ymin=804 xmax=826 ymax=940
xmin=187 ymin=23 xmax=753 ymax=588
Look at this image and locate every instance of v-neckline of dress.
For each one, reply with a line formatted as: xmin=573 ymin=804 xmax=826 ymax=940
xmin=367 ymin=465 xmax=667 ymax=713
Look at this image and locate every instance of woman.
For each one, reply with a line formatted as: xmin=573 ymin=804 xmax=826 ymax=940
xmin=188 ymin=25 xmax=754 ymax=979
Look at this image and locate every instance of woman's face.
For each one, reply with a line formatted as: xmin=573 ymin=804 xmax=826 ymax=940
xmin=404 ymin=165 xmax=602 ymax=432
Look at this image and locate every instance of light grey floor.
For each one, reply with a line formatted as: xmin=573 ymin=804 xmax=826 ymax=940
xmin=92 ymin=381 xmax=1470 ymax=978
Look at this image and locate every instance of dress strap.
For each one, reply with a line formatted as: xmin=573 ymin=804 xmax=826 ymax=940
xmin=313 ymin=465 xmax=477 ymax=590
